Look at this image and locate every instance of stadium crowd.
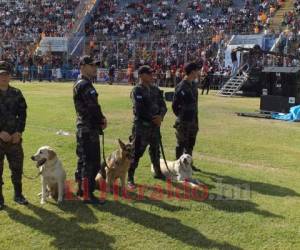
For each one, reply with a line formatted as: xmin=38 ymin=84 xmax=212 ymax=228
xmin=85 ymin=0 xmax=285 ymax=39
xmin=0 ymin=0 xmax=295 ymax=85
xmin=0 ymin=0 xmax=80 ymax=72
xmin=83 ymin=0 xmax=286 ymax=80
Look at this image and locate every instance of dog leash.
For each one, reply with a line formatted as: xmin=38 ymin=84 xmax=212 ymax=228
xmin=99 ymin=132 xmax=108 ymax=179
xmin=101 ymin=133 xmax=107 ymax=167
xmin=158 ymin=130 xmax=172 ymax=174
xmin=22 ymin=169 xmax=42 ymax=180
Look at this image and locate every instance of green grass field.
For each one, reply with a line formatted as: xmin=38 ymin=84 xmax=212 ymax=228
xmin=0 ymin=82 xmax=299 ymax=250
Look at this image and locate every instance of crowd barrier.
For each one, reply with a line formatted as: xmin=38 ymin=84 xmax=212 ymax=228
xmin=11 ymin=67 xmax=228 ymax=89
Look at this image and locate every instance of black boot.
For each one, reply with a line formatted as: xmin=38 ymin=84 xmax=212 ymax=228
xmin=127 ymin=168 xmax=136 ymax=189
xmin=13 ymin=183 xmax=28 ymax=205
xmin=75 ymin=170 xmax=83 ymax=197
xmin=83 ymin=192 xmax=105 ymax=205
xmin=76 ymin=180 xmax=83 ymax=197
xmin=176 ymin=146 xmax=184 ymax=160
xmin=0 ymin=186 xmax=4 ymax=210
xmin=82 ymin=178 xmax=105 ymax=205
xmin=152 ymin=165 xmax=166 ymax=181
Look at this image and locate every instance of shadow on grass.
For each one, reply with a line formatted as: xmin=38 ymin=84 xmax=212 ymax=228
xmin=99 ymin=186 xmax=189 ymax=212
xmin=203 ymin=192 xmax=283 ymax=218
xmin=145 ymin=182 xmax=283 ymax=219
xmin=96 ymin=200 xmax=242 ymax=250
xmin=128 ymin=194 xmax=188 ymax=212
xmin=6 ymin=203 xmax=115 ymax=249
xmin=54 ymin=200 xmax=99 ymax=224
xmin=201 ymin=170 xmax=300 ymax=197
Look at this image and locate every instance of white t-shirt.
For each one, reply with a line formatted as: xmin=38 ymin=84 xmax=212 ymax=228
xmin=166 ymin=70 xmax=171 ymax=78
xmin=56 ymin=68 xmax=62 ymax=79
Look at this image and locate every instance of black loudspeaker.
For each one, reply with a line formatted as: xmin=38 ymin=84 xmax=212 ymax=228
xmin=260 ymin=68 xmax=300 ymax=112
xmin=165 ymin=92 xmax=174 ymax=102
xmin=260 ymin=95 xmax=300 ymax=113
xmin=262 ymin=70 xmax=300 ymax=98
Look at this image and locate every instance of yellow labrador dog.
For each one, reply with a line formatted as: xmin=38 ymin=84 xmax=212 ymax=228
xmin=31 ymin=146 xmax=66 ymax=204
xmin=151 ymin=154 xmax=200 ymax=187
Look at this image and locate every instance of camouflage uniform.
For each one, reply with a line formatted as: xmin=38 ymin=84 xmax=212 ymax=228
xmin=73 ymin=76 xmax=105 ymax=195
xmin=172 ymin=79 xmax=199 ymax=159
xmin=0 ymin=86 xmax=27 ymax=203
xmin=128 ymin=83 xmax=167 ymax=182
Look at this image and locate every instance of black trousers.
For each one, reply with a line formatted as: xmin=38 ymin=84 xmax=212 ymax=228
xmin=201 ymin=77 xmax=211 ymax=95
xmin=128 ymin=123 xmax=161 ymax=180
xmin=75 ymin=129 xmax=101 ymax=194
xmin=201 ymin=83 xmax=210 ymax=95
xmin=0 ymin=139 xmax=24 ymax=197
xmin=175 ymin=121 xmax=198 ymax=159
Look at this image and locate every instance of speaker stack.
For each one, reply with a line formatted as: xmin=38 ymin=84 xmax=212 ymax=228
xmin=260 ymin=66 xmax=300 ymax=113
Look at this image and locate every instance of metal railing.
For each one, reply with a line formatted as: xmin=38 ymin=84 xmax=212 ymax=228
xmin=84 ymin=38 xmax=221 ymax=68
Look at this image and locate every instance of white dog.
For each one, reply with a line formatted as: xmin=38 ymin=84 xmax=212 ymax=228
xmin=151 ymin=154 xmax=200 ymax=187
xmin=31 ymin=146 xmax=66 ymax=204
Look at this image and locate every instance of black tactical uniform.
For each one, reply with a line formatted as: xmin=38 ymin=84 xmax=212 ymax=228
xmin=0 ymin=61 xmax=28 ymax=209
xmin=128 ymin=66 xmax=167 ymax=186
xmin=201 ymin=67 xmax=213 ymax=95
xmin=172 ymin=78 xmax=199 ymax=159
xmin=73 ymin=58 xmax=106 ymax=202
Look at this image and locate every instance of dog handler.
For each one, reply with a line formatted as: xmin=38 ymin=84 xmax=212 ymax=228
xmin=0 ymin=61 xmax=28 ymax=210
xmin=128 ymin=65 xmax=167 ymax=189
xmin=172 ymin=62 xmax=201 ymax=171
xmin=73 ymin=55 xmax=107 ymax=204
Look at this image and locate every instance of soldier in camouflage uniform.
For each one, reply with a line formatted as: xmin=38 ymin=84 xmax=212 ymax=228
xmin=128 ymin=65 xmax=167 ymax=189
xmin=73 ymin=55 xmax=107 ymax=204
xmin=0 ymin=61 xmax=28 ymax=210
xmin=172 ymin=62 xmax=201 ymax=171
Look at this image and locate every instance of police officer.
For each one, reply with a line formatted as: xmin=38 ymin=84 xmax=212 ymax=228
xmin=108 ymin=65 xmax=115 ymax=85
xmin=73 ymin=55 xmax=107 ymax=204
xmin=172 ymin=62 xmax=201 ymax=171
xmin=201 ymin=66 xmax=213 ymax=95
xmin=128 ymin=65 xmax=167 ymax=189
xmin=0 ymin=61 xmax=28 ymax=210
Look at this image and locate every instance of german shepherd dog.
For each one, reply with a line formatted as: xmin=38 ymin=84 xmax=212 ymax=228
xmin=95 ymin=139 xmax=133 ymax=191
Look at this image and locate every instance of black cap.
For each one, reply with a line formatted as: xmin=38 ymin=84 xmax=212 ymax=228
xmin=0 ymin=61 xmax=12 ymax=74
xmin=184 ymin=62 xmax=201 ymax=75
xmin=79 ymin=55 xmax=101 ymax=66
xmin=138 ymin=65 xmax=153 ymax=75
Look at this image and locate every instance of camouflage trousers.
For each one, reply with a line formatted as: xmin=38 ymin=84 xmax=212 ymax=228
xmin=75 ymin=129 xmax=101 ymax=193
xmin=0 ymin=139 xmax=24 ymax=196
xmin=174 ymin=121 xmax=199 ymax=159
xmin=128 ymin=122 xmax=161 ymax=179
